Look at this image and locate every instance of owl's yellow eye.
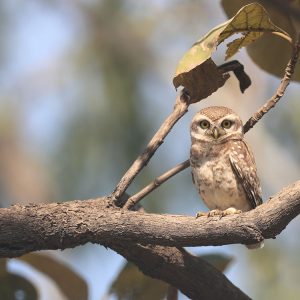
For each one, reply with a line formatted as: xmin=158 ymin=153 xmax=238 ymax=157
xmin=221 ymin=119 xmax=233 ymax=129
xmin=199 ymin=120 xmax=210 ymax=129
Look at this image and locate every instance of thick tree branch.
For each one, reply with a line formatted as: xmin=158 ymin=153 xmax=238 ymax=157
xmin=1 ymin=180 xmax=300 ymax=258
xmin=111 ymin=244 xmax=250 ymax=300
xmin=2 ymin=181 xmax=300 ymax=299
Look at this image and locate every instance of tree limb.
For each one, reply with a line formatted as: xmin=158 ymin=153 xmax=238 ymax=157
xmin=1 ymin=180 xmax=300 ymax=258
xmin=111 ymin=244 xmax=250 ymax=300
xmin=2 ymin=181 xmax=300 ymax=298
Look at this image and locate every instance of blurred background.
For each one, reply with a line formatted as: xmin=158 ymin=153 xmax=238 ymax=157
xmin=0 ymin=0 xmax=299 ymax=299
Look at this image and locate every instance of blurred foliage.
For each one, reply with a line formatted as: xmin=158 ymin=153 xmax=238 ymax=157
xmin=200 ymin=254 xmax=233 ymax=272
xmin=222 ymin=0 xmax=300 ymax=81
xmin=271 ymin=101 xmax=300 ymax=163
xmin=108 ymin=254 xmax=232 ymax=300
xmin=52 ymin=0 xmax=155 ymax=200
xmin=108 ymin=261 xmax=168 ymax=300
xmin=0 ymin=259 xmax=38 ymax=300
xmin=20 ymin=253 xmax=88 ymax=300
xmin=247 ymin=244 xmax=300 ymax=299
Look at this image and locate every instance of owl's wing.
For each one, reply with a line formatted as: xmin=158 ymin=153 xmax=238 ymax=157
xmin=229 ymin=140 xmax=262 ymax=209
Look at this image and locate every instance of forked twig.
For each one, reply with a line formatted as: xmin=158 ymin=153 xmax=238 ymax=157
xmin=124 ymin=160 xmax=190 ymax=209
xmin=112 ymin=90 xmax=190 ymax=204
xmin=126 ymin=33 xmax=300 ymax=210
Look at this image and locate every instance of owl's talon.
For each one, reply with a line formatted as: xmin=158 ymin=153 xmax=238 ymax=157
xmin=195 ymin=212 xmax=208 ymax=218
xmin=222 ymin=207 xmax=242 ymax=216
xmin=196 ymin=208 xmax=242 ymax=219
xmin=208 ymin=209 xmax=223 ymax=217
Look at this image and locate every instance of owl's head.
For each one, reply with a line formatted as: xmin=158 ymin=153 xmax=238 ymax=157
xmin=190 ymin=106 xmax=243 ymax=144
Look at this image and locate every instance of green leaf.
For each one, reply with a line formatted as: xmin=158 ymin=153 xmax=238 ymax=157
xmin=200 ymin=254 xmax=233 ymax=272
xmin=219 ymin=3 xmax=290 ymax=59
xmin=173 ymin=2 xmax=291 ymax=101
xmin=108 ymin=261 xmax=168 ymax=300
xmin=19 ymin=253 xmax=88 ymax=300
xmin=222 ymin=0 xmax=300 ymax=81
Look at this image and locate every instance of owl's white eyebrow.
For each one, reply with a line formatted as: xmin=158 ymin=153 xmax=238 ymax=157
xmin=192 ymin=115 xmax=210 ymax=123
xmin=218 ymin=114 xmax=240 ymax=122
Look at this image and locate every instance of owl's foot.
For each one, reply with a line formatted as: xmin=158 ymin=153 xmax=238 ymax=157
xmin=195 ymin=211 xmax=209 ymax=218
xmin=196 ymin=209 xmax=222 ymax=218
xmin=196 ymin=207 xmax=242 ymax=219
xmin=222 ymin=207 xmax=242 ymax=216
xmin=208 ymin=209 xmax=223 ymax=217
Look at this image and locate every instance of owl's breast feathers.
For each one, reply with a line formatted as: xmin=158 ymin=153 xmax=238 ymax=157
xmin=190 ymin=140 xmax=262 ymax=212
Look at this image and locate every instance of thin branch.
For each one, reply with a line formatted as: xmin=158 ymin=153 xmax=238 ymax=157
xmin=243 ymin=32 xmax=300 ymax=133
xmin=111 ymin=90 xmax=190 ymax=204
xmin=124 ymin=160 xmax=190 ymax=209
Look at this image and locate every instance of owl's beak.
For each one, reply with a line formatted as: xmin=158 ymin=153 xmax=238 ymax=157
xmin=212 ymin=127 xmax=220 ymax=139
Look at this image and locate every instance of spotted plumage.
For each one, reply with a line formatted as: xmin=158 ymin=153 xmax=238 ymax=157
xmin=190 ymin=106 xmax=263 ymax=249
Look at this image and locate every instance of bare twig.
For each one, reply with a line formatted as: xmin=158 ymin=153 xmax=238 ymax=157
xmin=243 ymin=32 xmax=300 ymax=133
xmin=124 ymin=160 xmax=190 ymax=209
xmin=112 ymin=90 xmax=190 ymax=204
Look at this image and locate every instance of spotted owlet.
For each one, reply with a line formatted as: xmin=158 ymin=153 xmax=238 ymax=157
xmin=190 ymin=106 xmax=263 ymax=249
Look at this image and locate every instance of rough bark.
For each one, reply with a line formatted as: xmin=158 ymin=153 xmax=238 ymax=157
xmin=1 ymin=181 xmax=300 ymax=299
xmin=0 ymin=180 xmax=299 ymax=257
xmin=111 ymin=244 xmax=250 ymax=300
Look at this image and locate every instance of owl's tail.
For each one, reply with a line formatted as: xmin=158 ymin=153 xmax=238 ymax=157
xmin=246 ymin=241 xmax=264 ymax=250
